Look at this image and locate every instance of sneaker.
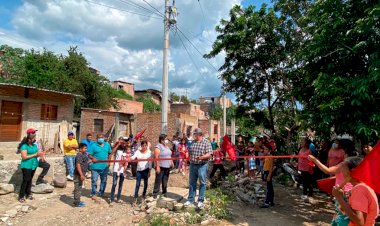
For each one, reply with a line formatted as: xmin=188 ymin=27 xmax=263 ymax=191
xmin=67 ymin=175 xmax=74 ymax=181
xmin=197 ymin=202 xmax=204 ymax=209
xmin=116 ymin=199 xmax=122 ymax=203
xmin=301 ymin=195 xmax=308 ymax=201
xmin=184 ymin=201 xmax=193 ymax=207
xmin=76 ymin=201 xmax=86 ymax=207
xmin=260 ymin=203 xmax=270 ymax=208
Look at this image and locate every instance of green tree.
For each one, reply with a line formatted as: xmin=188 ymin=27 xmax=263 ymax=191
xmin=137 ymin=94 xmax=161 ymax=113
xmin=205 ymin=5 xmax=297 ymax=134
xmin=292 ymin=0 xmax=380 ymax=140
xmin=169 ymin=92 xmax=190 ymax=104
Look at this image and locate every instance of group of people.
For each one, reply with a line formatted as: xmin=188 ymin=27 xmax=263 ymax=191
xmin=17 ymin=127 xmax=213 ymax=211
xmin=17 ymin=127 xmax=379 ymax=225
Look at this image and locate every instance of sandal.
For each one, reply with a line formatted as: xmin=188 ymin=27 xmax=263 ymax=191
xmin=19 ymin=198 xmax=26 ymax=203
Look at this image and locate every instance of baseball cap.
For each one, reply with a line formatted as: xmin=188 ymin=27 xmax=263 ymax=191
xmin=68 ymin=131 xmax=74 ymax=136
xmin=26 ymin=128 xmax=37 ymax=134
xmin=193 ymin=128 xmax=203 ymax=135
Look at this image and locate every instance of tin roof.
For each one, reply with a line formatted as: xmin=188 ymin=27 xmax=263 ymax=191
xmin=0 ymin=83 xmax=83 ymax=98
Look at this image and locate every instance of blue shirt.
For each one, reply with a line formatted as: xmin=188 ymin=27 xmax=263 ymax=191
xmin=20 ymin=143 xmax=39 ymax=170
xmin=81 ymin=139 xmax=95 ymax=153
xmin=309 ymin=143 xmax=316 ymax=154
xmin=89 ymin=143 xmax=111 ymax=170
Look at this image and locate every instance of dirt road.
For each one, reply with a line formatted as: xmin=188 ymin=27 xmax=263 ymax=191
xmin=0 ymin=173 xmax=334 ymax=226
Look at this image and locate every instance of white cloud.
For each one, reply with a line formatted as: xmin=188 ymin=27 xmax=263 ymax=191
xmin=1 ymin=0 xmax=241 ymax=100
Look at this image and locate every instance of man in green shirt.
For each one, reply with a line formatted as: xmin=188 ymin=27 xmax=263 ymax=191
xmin=88 ymin=134 xmax=112 ymax=199
xmin=211 ymin=138 xmax=218 ymax=150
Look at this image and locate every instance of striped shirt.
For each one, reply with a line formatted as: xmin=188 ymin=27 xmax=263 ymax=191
xmin=189 ymin=138 xmax=212 ymax=164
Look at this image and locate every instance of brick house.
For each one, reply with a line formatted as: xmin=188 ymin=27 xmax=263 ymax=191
xmin=79 ymin=108 xmax=135 ymax=141
xmin=134 ymin=112 xmax=177 ymax=147
xmin=135 ymin=89 xmax=171 ymax=112
xmin=0 ymin=83 xmax=79 ymax=159
xmin=112 ymin=80 xmax=135 ymax=99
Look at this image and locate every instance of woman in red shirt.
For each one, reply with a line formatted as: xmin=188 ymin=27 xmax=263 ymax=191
xmin=328 ymin=139 xmax=346 ymax=167
xmin=298 ymin=138 xmax=314 ymax=201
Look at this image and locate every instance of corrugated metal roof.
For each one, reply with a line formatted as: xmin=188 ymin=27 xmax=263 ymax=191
xmin=0 ymin=83 xmax=83 ymax=98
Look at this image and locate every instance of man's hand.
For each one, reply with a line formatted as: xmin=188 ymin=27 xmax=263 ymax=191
xmin=92 ymin=158 xmax=98 ymax=163
xmin=80 ymin=175 xmax=85 ymax=181
xmin=156 ymin=166 xmax=161 ymax=174
xmin=266 ymin=175 xmax=271 ymax=182
xmin=195 ymin=156 xmax=201 ymax=160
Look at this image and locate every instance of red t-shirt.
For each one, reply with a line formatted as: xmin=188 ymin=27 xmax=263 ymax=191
xmin=298 ymin=148 xmax=312 ymax=172
xmin=348 ymin=183 xmax=379 ymax=226
xmin=178 ymin=144 xmax=188 ymax=159
xmin=213 ymin=150 xmax=224 ymax=165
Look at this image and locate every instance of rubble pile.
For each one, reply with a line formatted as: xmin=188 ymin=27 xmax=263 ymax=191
xmin=220 ymin=176 xmax=266 ymax=206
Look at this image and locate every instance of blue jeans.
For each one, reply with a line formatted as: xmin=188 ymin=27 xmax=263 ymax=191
xmin=134 ymin=169 xmax=149 ymax=198
xmin=91 ymin=167 xmax=109 ymax=197
xmin=187 ymin=163 xmax=208 ymax=203
xmin=64 ymin=156 xmax=75 ymax=178
xmin=110 ymin=172 xmax=124 ymax=202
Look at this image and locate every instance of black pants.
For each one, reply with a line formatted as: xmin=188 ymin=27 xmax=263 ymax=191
xmin=300 ymin=171 xmax=313 ymax=196
xmin=73 ymin=174 xmax=83 ymax=205
xmin=19 ymin=168 xmax=36 ymax=199
xmin=37 ymin=160 xmax=50 ymax=182
xmin=130 ymin=162 xmax=137 ymax=177
xmin=238 ymin=160 xmax=245 ymax=173
xmin=210 ymin=164 xmax=226 ymax=178
xmin=153 ymin=167 xmax=170 ymax=197
xmin=264 ymin=171 xmax=274 ymax=204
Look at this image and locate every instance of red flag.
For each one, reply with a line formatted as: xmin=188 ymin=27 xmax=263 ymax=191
xmin=317 ymin=177 xmax=336 ymax=194
xmin=222 ymin=135 xmax=236 ymax=161
xmin=134 ymin=128 xmax=146 ymax=141
xmin=350 ymin=142 xmax=380 ymax=194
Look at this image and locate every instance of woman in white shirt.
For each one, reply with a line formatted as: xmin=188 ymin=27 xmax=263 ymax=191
xmin=131 ymin=140 xmax=152 ymax=204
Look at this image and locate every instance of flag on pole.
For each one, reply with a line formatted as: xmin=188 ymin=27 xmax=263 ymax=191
xmin=134 ymin=128 xmax=146 ymax=141
xmin=350 ymin=142 xmax=380 ymax=194
xmin=222 ymin=135 xmax=236 ymax=160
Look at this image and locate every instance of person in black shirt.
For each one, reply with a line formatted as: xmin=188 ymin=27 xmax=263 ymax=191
xmin=73 ymin=143 xmax=89 ymax=207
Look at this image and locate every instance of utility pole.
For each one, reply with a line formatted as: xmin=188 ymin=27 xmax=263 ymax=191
xmin=161 ymin=0 xmax=173 ymax=134
xmin=223 ymin=94 xmax=227 ymax=136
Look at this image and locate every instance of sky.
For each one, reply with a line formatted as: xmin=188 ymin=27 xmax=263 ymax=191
xmin=0 ymin=0 xmax=271 ymax=100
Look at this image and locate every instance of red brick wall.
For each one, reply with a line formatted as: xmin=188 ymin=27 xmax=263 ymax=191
xmin=112 ymin=81 xmax=135 ymax=98
xmin=171 ymin=103 xmax=206 ymax=119
xmin=109 ymin=99 xmax=143 ymax=114
xmin=79 ymin=109 xmax=116 ymax=141
xmin=134 ymin=113 xmax=177 ymax=147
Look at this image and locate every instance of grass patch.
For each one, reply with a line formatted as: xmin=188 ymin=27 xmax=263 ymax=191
xmin=205 ymin=188 xmax=232 ymax=219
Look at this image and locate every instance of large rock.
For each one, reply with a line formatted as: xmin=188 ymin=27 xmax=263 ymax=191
xmin=31 ymin=183 xmax=54 ymax=194
xmin=52 ymin=174 xmax=67 ymax=188
xmin=0 ymin=183 xmax=14 ymax=195
xmin=6 ymin=209 xmax=17 ymax=218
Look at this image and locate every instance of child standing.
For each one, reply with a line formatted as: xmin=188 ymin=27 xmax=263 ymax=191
xmin=261 ymin=145 xmax=274 ymax=208
xmin=178 ymin=138 xmax=188 ymax=175
xmin=209 ymin=146 xmax=226 ymax=179
xmin=109 ymin=139 xmax=128 ymax=204
xmin=73 ymin=143 xmax=89 ymax=207
xmin=131 ymin=140 xmax=152 ymax=205
xmin=246 ymin=142 xmax=256 ymax=179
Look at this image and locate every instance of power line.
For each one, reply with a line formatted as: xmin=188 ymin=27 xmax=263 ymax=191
xmin=176 ymin=26 xmax=219 ymax=72
xmin=197 ymin=0 xmax=206 ymax=29
xmin=116 ymin=0 xmax=163 ymax=18
xmin=83 ymin=0 xmax=162 ymax=19
xmin=175 ymin=32 xmax=204 ymax=79
xmin=141 ymin=0 xmax=165 ymax=17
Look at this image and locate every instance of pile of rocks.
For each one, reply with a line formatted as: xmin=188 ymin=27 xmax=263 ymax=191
xmin=220 ymin=176 xmax=266 ymax=206
xmin=1 ymin=204 xmax=36 ymax=226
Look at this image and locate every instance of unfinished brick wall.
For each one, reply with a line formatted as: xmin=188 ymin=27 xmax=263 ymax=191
xmin=79 ymin=109 xmax=116 ymax=141
xmin=112 ymin=81 xmax=135 ymax=98
xmin=109 ymin=99 xmax=143 ymax=114
xmin=134 ymin=113 xmax=177 ymax=147
xmin=171 ymin=103 xmax=206 ymax=120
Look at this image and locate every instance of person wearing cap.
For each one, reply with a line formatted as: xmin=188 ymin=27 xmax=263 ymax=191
xmin=184 ymin=128 xmax=213 ymax=210
xmin=16 ymin=128 xmax=51 ymax=185
xmin=64 ymin=131 xmax=79 ymax=181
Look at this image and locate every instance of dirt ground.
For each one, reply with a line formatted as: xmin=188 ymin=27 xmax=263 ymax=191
xmin=0 ymin=171 xmax=335 ymax=226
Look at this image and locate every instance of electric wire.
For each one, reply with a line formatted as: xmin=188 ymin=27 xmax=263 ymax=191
xmin=141 ymin=0 xmax=165 ymax=17
xmin=116 ymin=0 xmax=163 ymax=18
xmin=83 ymin=0 xmax=162 ymax=19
